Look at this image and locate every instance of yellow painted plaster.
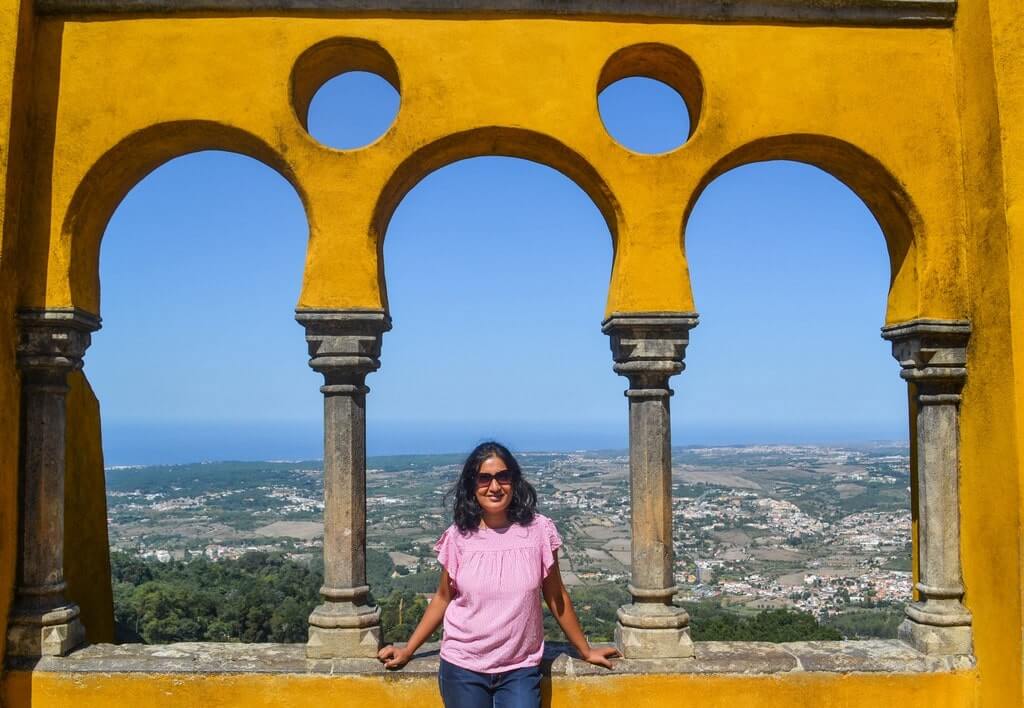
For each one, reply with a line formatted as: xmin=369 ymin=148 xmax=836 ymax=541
xmin=0 ymin=667 xmax=980 ymax=708
xmin=950 ymin=1 xmax=1024 ymax=706
xmin=0 ymin=0 xmax=36 ymax=672
xmin=27 ymin=18 xmax=967 ymax=321
xmin=1 ymin=5 xmax=1023 ymax=708
xmin=982 ymin=0 xmax=1024 ymax=699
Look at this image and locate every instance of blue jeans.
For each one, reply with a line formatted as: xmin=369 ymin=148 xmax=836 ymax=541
xmin=438 ymin=658 xmax=542 ymax=708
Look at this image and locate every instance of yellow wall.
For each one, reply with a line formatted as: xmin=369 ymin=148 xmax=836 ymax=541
xmin=0 ymin=3 xmax=1022 ymax=707
xmin=27 ymin=19 xmax=968 ymax=322
xmin=0 ymin=0 xmax=35 ymax=673
xmin=951 ymin=2 xmax=1024 ymax=706
xmin=982 ymin=0 xmax=1024 ymax=699
xmin=0 ymin=667 xmax=982 ymax=708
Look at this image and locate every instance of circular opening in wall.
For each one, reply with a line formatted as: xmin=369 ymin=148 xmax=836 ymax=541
xmin=597 ymin=44 xmax=703 ymax=155
xmin=292 ymin=38 xmax=401 ymax=150
xmin=307 ymin=71 xmax=400 ymax=149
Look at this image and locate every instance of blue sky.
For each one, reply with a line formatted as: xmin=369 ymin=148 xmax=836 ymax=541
xmin=87 ymin=74 xmax=903 ymax=464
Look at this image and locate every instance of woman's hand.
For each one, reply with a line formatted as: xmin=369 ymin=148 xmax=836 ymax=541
xmin=377 ymin=644 xmax=414 ymax=670
xmin=376 ymin=570 xmax=452 ymax=671
xmin=580 ymin=646 xmax=619 ymax=669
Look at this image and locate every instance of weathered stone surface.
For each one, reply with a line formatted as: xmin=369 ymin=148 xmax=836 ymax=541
xmin=296 ymin=309 xmax=391 ymax=659
xmin=782 ymin=638 xmax=969 ymax=673
xmin=604 ymin=313 xmax=698 ymax=659
xmin=883 ymin=319 xmax=970 ymax=384
xmin=306 ymin=625 xmax=382 ymax=659
xmin=882 ymin=319 xmax=972 ymax=656
xmin=34 ymin=0 xmax=958 ymax=27
xmin=898 ymin=619 xmax=972 ymax=657
xmin=6 ymin=309 xmax=100 ymax=659
xmin=617 ymin=603 xmax=689 ymax=630
xmin=615 ymin=624 xmax=695 ymax=659
xmin=6 ymin=616 xmax=86 ymax=658
xmin=17 ymin=640 xmax=973 ymax=676
xmin=689 ymin=641 xmax=797 ymax=674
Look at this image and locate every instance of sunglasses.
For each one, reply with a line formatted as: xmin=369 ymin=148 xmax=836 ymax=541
xmin=475 ymin=470 xmax=513 ymax=487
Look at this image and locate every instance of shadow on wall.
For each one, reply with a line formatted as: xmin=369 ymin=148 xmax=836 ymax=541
xmin=65 ymin=371 xmax=114 ymax=643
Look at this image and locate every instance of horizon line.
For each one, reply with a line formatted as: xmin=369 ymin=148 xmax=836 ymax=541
xmin=103 ymin=439 xmax=910 ymax=470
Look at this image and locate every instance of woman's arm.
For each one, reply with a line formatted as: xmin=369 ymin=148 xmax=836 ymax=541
xmin=377 ymin=568 xmax=454 ymax=670
xmin=541 ymin=550 xmax=619 ymax=669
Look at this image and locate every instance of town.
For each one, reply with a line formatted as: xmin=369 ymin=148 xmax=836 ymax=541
xmin=106 ymin=443 xmax=912 ymax=626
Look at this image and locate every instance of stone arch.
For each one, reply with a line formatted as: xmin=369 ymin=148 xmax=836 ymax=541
xmin=60 ymin=121 xmax=309 ymax=314
xmin=678 ymin=135 xmax=978 ymax=657
xmin=370 ymin=127 xmax=621 ymax=309
xmin=683 ymin=134 xmax=921 ymax=322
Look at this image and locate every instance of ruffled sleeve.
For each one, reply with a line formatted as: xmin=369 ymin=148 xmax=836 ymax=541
xmin=539 ymin=516 xmax=563 ymax=578
xmin=434 ymin=525 xmax=460 ymax=586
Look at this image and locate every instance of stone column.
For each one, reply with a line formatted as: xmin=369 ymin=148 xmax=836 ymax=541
xmin=882 ymin=319 xmax=972 ymax=656
xmin=603 ymin=312 xmax=698 ymax=659
xmin=7 ymin=309 xmax=99 ymax=657
xmin=297 ymin=309 xmax=390 ymax=659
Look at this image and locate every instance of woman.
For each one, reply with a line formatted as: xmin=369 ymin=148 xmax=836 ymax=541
xmin=377 ymin=441 xmax=618 ymax=707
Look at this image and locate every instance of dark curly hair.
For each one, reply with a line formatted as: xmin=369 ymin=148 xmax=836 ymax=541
xmin=448 ymin=441 xmax=537 ymax=533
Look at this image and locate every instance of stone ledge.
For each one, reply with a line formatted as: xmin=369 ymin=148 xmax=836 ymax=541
xmin=8 ymin=640 xmax=973 ymax=676
xmin=34 ymin=0 xmax=956 ymax=27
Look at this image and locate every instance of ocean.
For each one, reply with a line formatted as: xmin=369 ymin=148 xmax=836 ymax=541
xmin=99 ymin=419 xmax=904 ymax=466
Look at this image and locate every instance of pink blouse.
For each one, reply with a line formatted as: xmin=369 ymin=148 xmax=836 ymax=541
xmin=433 ymin=514 xmax=563 ymax=673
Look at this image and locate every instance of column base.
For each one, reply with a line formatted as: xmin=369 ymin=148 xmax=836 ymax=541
xmin=306 ymin=624 xmax=382 ymax=659
xmin=614 ymin=604 xmax=694 ymax=659
xmin=6 ymin=609 xmax=86 ymax=657
xmin=306 ymin=602 xmax=381 ymax=659
xmin=898 ymin=617 xmax=972 ymax=656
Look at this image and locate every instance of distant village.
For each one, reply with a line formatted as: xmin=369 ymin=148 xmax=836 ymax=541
xmin=107 ymin=444 xmax=912 ymax=621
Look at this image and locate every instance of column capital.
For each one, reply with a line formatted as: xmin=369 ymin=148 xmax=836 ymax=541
xmin=295 ymin=309 xmax=391 ymax=388
xmin=602 ymin=312 xmax=699 ymax=386
xmin=17 ymin=308 xmax=101 ymax=375
xmin=881 ymin=319 xmax=970 ymax=384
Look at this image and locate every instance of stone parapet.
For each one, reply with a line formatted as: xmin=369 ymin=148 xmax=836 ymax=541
xmin=9 ymin=639 xmax=974 ymax=675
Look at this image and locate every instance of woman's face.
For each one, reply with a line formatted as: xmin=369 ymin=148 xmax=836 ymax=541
xmin=475 ymin=455 xmax=513 ymax=519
